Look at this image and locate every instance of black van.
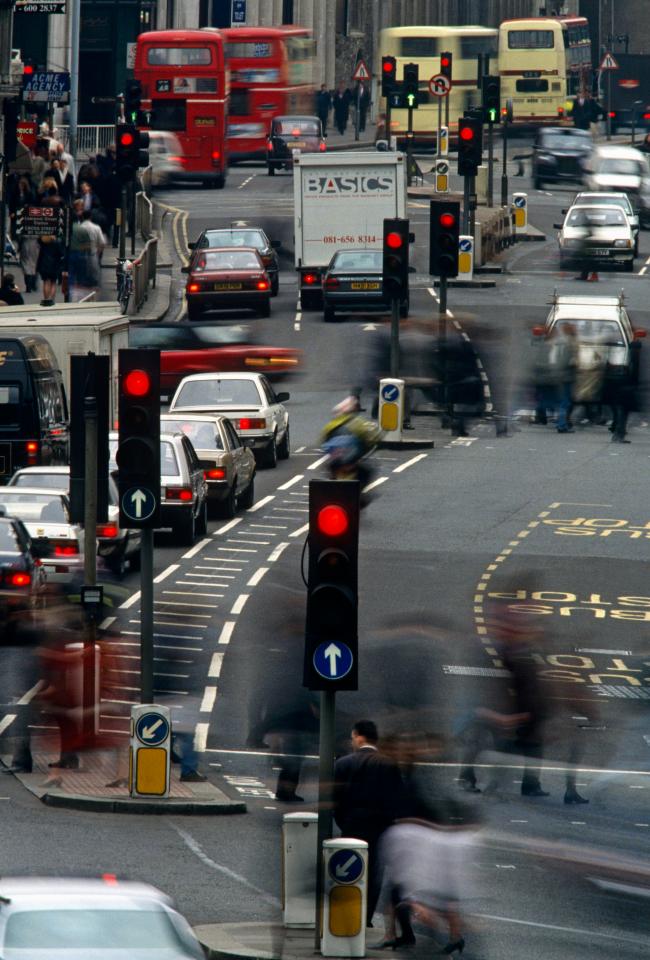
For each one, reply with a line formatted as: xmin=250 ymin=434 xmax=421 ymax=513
xmin=0 ymin=335 xmax=69 ymax=482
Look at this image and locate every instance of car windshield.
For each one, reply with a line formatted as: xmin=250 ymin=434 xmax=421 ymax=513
xmin=599 ymin=158 xmax=647 ymax=176
xmin=196 ymin=251 xmax=261 ymax=271
xmin=332 ymin=251 xmax=383 ymax=270
xmin=161 ymin=419 xmax=224 ymax=450
xmin=0 ymin=492 xmax=67 ymax=523
xmin=174 ymin=378 xmax=261 ymax=407
xmin=273 ymin=119 xmax=320 ymax=136
xmin=567 ymin=208 xmax=626 ymax=226
xmin=204 ymin=231 xmax=265 ymax=250
xmin=543 ymin=134 xmax=588 ymax=150
xmin=0 ymin=521 xmax=20 ymax=552
xmin=578 ymin=195 xmax=632 ymax=213
xmin=129 ymin=324 xmax=251 ymax=349
xmin=4 ymin=908 xmax=185 ymax=951
xmin=555 ymin=319 xmax=625 ymax=345
xmin=12 ymin=472 xmax=66 ymax=489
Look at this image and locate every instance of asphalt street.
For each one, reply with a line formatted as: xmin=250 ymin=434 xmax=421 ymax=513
xmin=1 ymin=138 xmax=650 ymax=957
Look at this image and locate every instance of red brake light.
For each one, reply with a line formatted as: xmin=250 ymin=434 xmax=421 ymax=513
xmin=460 ymin=126 xmax=474 ymax=141
xmin=54 ymin=544 xmax=79 ymax=556
xmin=386 ymin=231 xmax=403 ymax=249
xmin=267 ymin=140 xmax=273 ymax=151
xmin=212 ymin=150 xmax=221 ymax=160
xmin=608 ymin=111 xmax=616 ymax=118
xmin=303 ymin=272 xmax=318 ymax=285
xmin=291 ymin=128 xmax=301 ymax=136
xmin=187 ymin=282 xmax=201 ymax=293
xmin=319 ymin=140 xmax=327 ymax=151
xmin=9 ymin=572 xmax=30 ymax=587
xmin=440 ymin=212 xmax=456 ymax=228
xmin=317 ymin=504 xmax=349 ymax=537
xmin=25 ymin=441 xmax=38 ymax=454
xmin=644 ymin=113 xmax=650 ymax=121
xmin=102 ymin=874 xmax=119 ymax=886
xmin=97 ymin=523 xmax=118 ymax=538
xmin=123 ymin=369 xmax=151 ymax=397
xmin=165 ymin=486 xmax=194 ymax=501
xmin=23 ymin=64 xmax=34 ymax=76
xmin=325 ymin=276 xmax=340 ymax=288
xmin=256 ymin=279 xmax=269 ymax=290
xmin=205 ymin=468 xmax=226 ymax=480
xmin=238 ymin=417 xmax=266 ymax=430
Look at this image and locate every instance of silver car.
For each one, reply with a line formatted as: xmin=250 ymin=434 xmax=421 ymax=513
xmin=557 ymin=204 xmax=635 ymax=271
xmin=0 ymin=488 xmax=83 ymax=584
xmin=569 ymin=191 xmax=640 ymax=257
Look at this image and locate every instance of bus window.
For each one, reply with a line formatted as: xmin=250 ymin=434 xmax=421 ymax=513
xmin=0 ymin=386 xmax=21 ymax=428
xmin=147 ymin=46 xmax=212 ymax=65
xmin=460 ymin=35 xmax=498 ymax=59
xmin=229 ymin=89 xmax=250 ymax=117
xmin=516 ymin=79 xmax=550 ymax=93
xmin=225 ymin=41 xmax=272 ymax=58
xmin=400 ymin=37 xmax=439 ymax=57
xmin=151 ymin=100 xmax=186 ymax=132
xmin=508 ymin=30 xmax=554 ymax=49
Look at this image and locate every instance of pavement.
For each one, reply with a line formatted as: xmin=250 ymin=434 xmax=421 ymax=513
xmin=195 ymin=922 xmax=387 ymax=960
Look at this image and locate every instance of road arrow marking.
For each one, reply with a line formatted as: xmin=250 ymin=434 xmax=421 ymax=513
xmin=335 ymin=854 xmax=358 ymax=879
xmin=141 ymin=718 xmax=164 ymax=739
xmin=324 ymin=643 xmax=341 ymax=676
xmin=131 ymin=489 xmax=147 ymax=518
xmin=363 ymin=323 xmax=378 ymax=331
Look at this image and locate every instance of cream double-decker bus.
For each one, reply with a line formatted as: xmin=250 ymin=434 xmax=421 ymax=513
xmin=498 ymin=16 xmax=592 ymax=127
xmin=377 ymin=25 xmax=498 ymax=146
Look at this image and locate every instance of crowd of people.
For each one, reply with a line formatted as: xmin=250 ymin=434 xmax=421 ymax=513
xmin=315 ymin=80 xmax=371 ymax=136
xmin=6 ymin=127 xmax=120 ymax=306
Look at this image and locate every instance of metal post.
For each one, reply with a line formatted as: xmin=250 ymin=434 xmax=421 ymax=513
xmin=606 ymin=69 xmax=612 ymax=140
xmin=469 ymin=175 xmax=476 ymax=238
xmin=119 ymin=184 xmax=127 ymax=260
xmin=130 ymin=182 xmax=136 ymax=257
xmin=314 ymin=688 xmax=336 ymax=947
xmin=69 ymin=0 xmax=81 ymax=161
xmin=487 ymin=121 xmax=494 ymax=207
xmin=501 ymin=118 xmax=508 ymax=207
xmin=437 ymin=96 xmax=442 ymax=156
xmin=390 ymin=296 xmax=400 ymax=377
xmin=462 ymin=174 xmax=471 ymax=234
xmin=445 ymin=85 xmax=449 ymax=129
xmin=355 ymin=85 xmax=360 ymax=141
xmin=140 ymin=527 xmax=154 ymax=703
xmin=83 ymin=394 xmax=98 ymax=743
xmin=0 ymin=167 xmax=5 ymax=285
xmin=385 ymin=99 xmax=391 ymax=146
xmin=438 ymin=277 xmax=449 ymax=429
xmin=406 ymin=105 xmax=413 ymax=185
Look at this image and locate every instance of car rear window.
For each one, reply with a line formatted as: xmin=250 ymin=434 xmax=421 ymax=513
xmin=161 ymin=440 xmax=180 ymax=475
xmin=567 ymin=208 xmax=626 ymax=226
xmin=273 ymin=119 xmax=320 ymax=136
xmin=174 ymin=378 xmax=261 ymax=407
xmin=196 ymin=251 xmax=262 ymax=271
xmin=161 ymin=419 xmax=224 ymax=450
xmin=577 ymin=196 xmax=632 ymax=213
xmin=12 ymin=472 xmax=66 ymax=489
xmin=332 ymin=251 xmax=382 ymax=270
xmin=555 ymin=319 xmax=625 ymax=345
xmin=599 ymin=158 xmax=647 ymax=176
xmin=4 ymin=907 xmax=183 ymax=950
xmin=0 ymin=522 xmax=20 ymax=552
xmin=204 ymin=231 xmax=265 ymax=249
xmin=0 ymin=492 xmax=67 ymax=523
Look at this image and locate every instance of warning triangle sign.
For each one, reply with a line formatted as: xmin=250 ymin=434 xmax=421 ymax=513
xmin=599 ymin=51 xmax=619 ymax=70
xmin=352 ymin=59 xmax=370 ymax=81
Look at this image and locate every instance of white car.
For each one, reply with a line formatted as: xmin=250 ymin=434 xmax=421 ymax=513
xmin=582 ymin=144 xmax=650 ymax=225
xmin=557 ymin=204 xmax=635 ymax=272
xmin=169 ymin=372 xmax=290 ymax=468
xmin=0 ymin=488 xmax=83 ymax=584
xmin=0 ymin=876 xmax=205 ymax=959
xmin=569 ymin=191 xmax=640 ymax=256
xmin=147 ymin=130 xmax=186 ymax=187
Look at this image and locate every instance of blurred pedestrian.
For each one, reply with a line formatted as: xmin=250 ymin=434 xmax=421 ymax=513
xmin=356 ymin=81 xmax=371 ymax=133
xmin=569 ymin=92 xmax=603 ymax=131
xmin=333 ymin=82 xmax=351 ymax=135
xmin=552 ymin=323 xmax=578 ymax=433
xmin=316 ymin=84 xmax=331 ymax=136
xmin=605 ymin=336 xmax=640 ymax=443
xmin=531 ymin=328 xmax=558 ymax=425
xmin=640 ymin=132 xmax=650 ymax=155
xmin=44 ymin=152 xmax=74 ymax=204
xmin=0 ymin=273 xmax=24 ymax=306
xmin=251 ymin=693 xmax=319 ymax=802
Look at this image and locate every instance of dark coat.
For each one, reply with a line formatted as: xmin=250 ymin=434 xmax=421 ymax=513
xmin=333 ymin=746 xmax=405 ymax=840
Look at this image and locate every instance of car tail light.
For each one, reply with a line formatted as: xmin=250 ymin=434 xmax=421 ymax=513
xmin=54 ymin=543 xmax=79 ymax=557
xmin=319 ymin=140 xmax=326 ymax=152
xmin=7 ymin=571 xmax=30 ymax=587
xmin=165 ymin=487 xmax=193 ymax=501
xmin=325 ymin=276 xmax=340 ymax=288
xmin=291 ymin=128 xmax=301 ymax=136
xmin=212 ymin=150 xmax=221 ymax=163
xmin=97 ymin=523 xmax=119 ymax=538
xmin=187 ymin=282 xmax=202 ymax=293
xmin=262 ymin=255 xmax=273 ymax=264
xmin=644 ymin=113 xmax=650 ymax=120
xmin=238 ymin=417 xmax=266 ymax=430
xmin=25 ymin=440 xmax=38 ymax=456
xmin=608 ymin=111 xmax=616 ymax=118
xmin=169 ymin=155 xmax=185 ymax=164
xmin=302 ymin=272 xmax=319 ymax=286
xmin=557 ymin=107 xmax=564 ymax=117
xmin=205 ymin=467 xmax=226 ymax=480
xmin=256 ymin=279 xmax=269 ymax=290
xmin=267 ymin=140 xmax=273 ymax=151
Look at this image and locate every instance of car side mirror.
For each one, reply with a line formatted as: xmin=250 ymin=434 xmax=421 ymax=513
xmin=271 ymin=239 xmax=281 ymax=249
xmin=553 ymin=223 xmax=563 ymax=229
xmin=188 ymin=241 xmax=196 ymax=250
xmin=634 ymin=328 xmax=647 ymax=339
xmin=181 ymin=265 xmax=189 ymax=273
xmin=561 ymin=208 xmax=568 ymax=214
xmin=275 ymin=391 xmax=290 ymax=403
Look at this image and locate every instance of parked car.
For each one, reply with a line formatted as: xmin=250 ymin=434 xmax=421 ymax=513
xmin=161 ymin=413 xmax=256 ymax=517
xmin=0 ymin=488 xmax=83 ymax=584
xmin=7 ymin=466 xmax=142 ymax=575
xmin=267 ymin=115 xmax=326 ymax=174
xmin=532 ymin=126 xmax=593 ymax=189
xmin=189 ymin=227 xmax=280 ymax=295
xmin=557 ymin=204 xmax=635 ymax=272
xmin=183 ymin=247 xmax=271 ymax=321
xmin=582 ymin=144 xmax=650 ymax=225
xmin=169 ymin=372 xmax=290 ymax=468
xmin=321 ymin=249 xmax=408 ymax=322
xmin=568 ymin=192 xmax=640 ymax=256
xmin=110 ymin=432 xmax=208 ymax=545
xmin=0 ymin=514 xmax=47 ymax=639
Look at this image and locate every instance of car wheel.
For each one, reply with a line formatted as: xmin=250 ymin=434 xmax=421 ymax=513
xmin=219 ymin=483 xmax=237 ymax=519
xmin=260 ymin=434 xmax=278 ymax=468
xmin=107 ymin=554 xmax=127 ymax=576
xmin=271 ymin=275 xmax=279 ymax=297
xmin=196 ymin=499 xmax=208 ymax=535
xmin=129 ymin=548 xmax=141 ymax=573
xmin=634 ymin=239 xmax=640 ymax=257
xmin=174 ymin=508 xmax=196 ymax=546
xmin=624 ymin=259 xmax=635 ymax=272
xmin=268 ymin=164 xmax=276 ymax=176
xmin=277 ymin=424 xmax=290 ymax=460
xmin=301 ymin=291 xmax=320 ymax=311
xmin=187 ymin=301 xmax=202 ymax=321
xmin=258 ymin=298 xmax=271 ymax=318
xmin=215 ymin=175 xmax=226 ymax=190
xmin=323 ymin=305 xmax=336 ymax=322
xmin=238 ymin=474 xmax=255 ymax=509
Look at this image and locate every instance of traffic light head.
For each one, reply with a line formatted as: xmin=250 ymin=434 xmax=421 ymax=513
xmin=482 ymin=74 xmax=501 ymax=124
xmin=440 ymin=51 xmax=453 ymax=80
xmin=403 ymin=62 xmax=419 ymax=101
xmin=115 ymin=123 xmax=149 ymax=181
xmin=117 ymin=349 xmax=161 ymax=528
xmin=381 ymin=55 xmax=397 ymax=97
xmin=382 ymin=218 xmax=410 ymax=300
xmin=457 ymin=117 xmax=483 ymax=177
xmin=22 ymin=61 xmax=34 ymax=78
xmin=125 ymin=79 xmax=144 ymax=124
xmin=429 ymin=200 xmax=460 ymax=279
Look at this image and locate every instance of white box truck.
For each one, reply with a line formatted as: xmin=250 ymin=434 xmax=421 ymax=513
xmin=293 ymin=151 xmax=408 ymax=309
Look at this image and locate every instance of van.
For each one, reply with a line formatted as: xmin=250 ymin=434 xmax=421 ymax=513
xmin=147 ymin=131 xmax=185 ymax=187
xmin=583 ymin=145 xmax=650 ymax=226
xmin=0 ymin=334 xmax=69 ymax=482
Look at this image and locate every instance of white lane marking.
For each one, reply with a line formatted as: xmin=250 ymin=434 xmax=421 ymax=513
xmin=427 ymin=286 xmax=439 ymax=301
xmin=170 ymin=824 xmax=281 ymax=908
xmin=120 ymin=591 xmax=141 ymax=609
xmin=268 ymin=542 xmax=290 ymax=561
xmin=156 ymin=600 xmax=219 ymax=609
xmin=295 ymin=446 xmax=305 ymax=453
xmin=294 ymin=310 xmax=301 ymax=331
xmin=208 ymin=652 xmax=224 ymax=678
xmin=99 ymin=616 xmax=116 ymax=630
xmin=228 ymin=538 xmax=270 ymax=546
xmin=214 ymin=518 xmax=242 ymax=535
xmin=200 ymin=687 xmax=217 ymax=712
xmin=278 ymin=474 xmax=304 ymax=490
xmin=153 ymin=564 xmax=180 ymax=584
xmin=182 ymin=538 xmax=211 ymax=560
xmin=290 ymin=523 xmax=309 ymax=539
xmin=219 ymin=621 xmax=236 ymax=645
xmin=393 ymin=453 xmax=428 ymax=473
xmin=247 ymin=495 xmax=275 ymax=512
xmin=251 ymin=523 xmax=287 ymax=529
xmin=247 ymin=567 xmax=269 ymax=587
xmin=18 ymin=680 xmax=44 ymax=705
xmin=475 ymin=913 xmax=648 ymax=947
xmin=219 ymin=546 xmax=256 ymax=553
xmin=163 ymin=590 xmax=222 ymax=598
xmin=194 ymin=722 xmax=209 ymax=751
xmin=307 ymin=454 xmax=328 ymax=470
xmin=363 ymin=476 xmax=388 ymax=493
xmin=0 ymin=714 xmax=17 ymax=735
xmin=231 ymin=593 xmax=249 ymax=615
xmin=194 ymin=568 xmax=237 ymax=576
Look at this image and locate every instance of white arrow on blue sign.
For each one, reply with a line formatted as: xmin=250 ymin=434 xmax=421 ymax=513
xmin=122 ymin=486 xmax=157 ymax=522
xmin=381 ymin=383 xmax=399 ymax=402
xmin=459 ymin=239 xmax=472 ymax=252
xmin=135 ymin=712 xmax=170 ymax=746
xmin=328 ymin=848 xmax=365 ymax=884
xmin=514 ymin=196 xmax=526 ymax=207
xmin=313 ymin=641 xmax=354 ymax=680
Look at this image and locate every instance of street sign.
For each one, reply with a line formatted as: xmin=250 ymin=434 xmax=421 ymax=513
xmin=381 ymin=383 xmax=399 ymax=402
xmin=619 ymin=79 xmax=640 ymax=89
xmin=428 ymin=73 xmax=452 ymax=97
xmin=122 ymin=486 xmax=157 ymax=522
xmin=22 ymin=71 xmax=70 ymax=102
xmin=599 ymin=52 xmax=619 ymax=70
xmin=459 ymin=238 xmax=472 ymax=252
xmin=231 ymin=0 xmax=246 ymax=24
xmin=17 ymin=121 xmax=37 ymax=150
xmin=352 ymin=59 xmax=370 ymax=82
xmin=135 ymin=711 xmax=170 ymax=746
xmin=15 ymin=0 xmax=65 ymax=11
xmin=514 ymin=195 xmax=526 ymax=208
xmin=15 ymin=204 xmax=67 ymax=239
xmin=328 ymin=848 xmax=365 ymax=885
xmin=312 ymin=640 xmax=354 ymax=681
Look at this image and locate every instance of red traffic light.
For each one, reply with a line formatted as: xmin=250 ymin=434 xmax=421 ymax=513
xmin=441 ymin=56 xmax=451 ymax=68
xmin=23 ymin=63 xmax=34 ymax=76
xmin=123 ymin=369 xmax=151 ymax=397
xmin=460 ymin=126 xmax=475 ymax=141
xmin=317 ymin=504 xmax=349 ymax=537
xmin=440 ymin=212 xmax=456 ymax=228
xmin=386 ymin=231 xmax=404 ymax=249
xmin=382 ymin=60 xmax=393 ymax=73
xmin=119 ymin=130 xmax=135 ymax=147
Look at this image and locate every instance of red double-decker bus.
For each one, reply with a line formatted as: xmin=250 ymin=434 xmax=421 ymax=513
xmin=134 ymin=29 xmax=229 ymax=187
xmin=221 ymin=25 xmax=315 ymax=161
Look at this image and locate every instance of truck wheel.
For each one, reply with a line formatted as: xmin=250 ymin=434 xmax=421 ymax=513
xmin=187 ymin=302 xmax=202 ymax=321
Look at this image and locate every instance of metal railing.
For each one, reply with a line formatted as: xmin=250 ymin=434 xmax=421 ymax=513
xmin=135 ymin=188 xmax=153 ymax=241
xmin=56 ymin=124 xmax=115 ymax=159
xmin=133 ymin=236 xmax=158 ymax=312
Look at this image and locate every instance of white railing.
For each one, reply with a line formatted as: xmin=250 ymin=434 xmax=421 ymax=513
xmin=56 ymin=125 xmax=115 ymax=160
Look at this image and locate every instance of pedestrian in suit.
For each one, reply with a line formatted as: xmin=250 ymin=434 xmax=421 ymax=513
xmin=334 ymin=720 xmax=405 ymax=926
xmin=333 ymin=82 xmax=352 ymax=135
xmin=356 ymin=82 xmax=371 ymax=133
xmin=316 ymin=84 xmax=332 ymax=136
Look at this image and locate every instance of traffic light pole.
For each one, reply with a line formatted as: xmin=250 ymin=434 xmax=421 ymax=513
xmin=406 ymin=105 xmax=415 ymax=186
xmin=83 ymin=394 xmax=98 ymax=743
xmin=437 ymin=97 xmax=442 ymax=156
xmin=438 ymin=276 xmax=448 ymax=427
xmin=385 ymin=100 xmax=392 ymax=146
xmin=487 ymin=121 xmax=494 ymax=208
xmin=501 ymin=118 xmax=509 ymax=207
xmin=314 ymin=687 xmax=336 ymax=947
xmin=390 ymin=296 xmax=400 ymax=377
xmin=119 ymin=184 xmax=127 ymax=260
xmin=141 ymin=528 xmax=154 ymax=703
xmin=463 ymin=174 xmax=471 ymax=234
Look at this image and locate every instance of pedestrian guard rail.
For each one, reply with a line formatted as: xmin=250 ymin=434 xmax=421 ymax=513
xmin=56 ymin=125 xmax=115 ymax=160
xmin=136 ymin=188 xmax=153 ymax=241
xmin=133 ymin=236 xmax=157 ymax=312
xmin=475 ymin=205 xmax=516 ymax=266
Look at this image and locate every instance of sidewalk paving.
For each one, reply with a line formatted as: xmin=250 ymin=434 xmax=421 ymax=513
xmin=195 ymin=922 xmax=388 ymax=960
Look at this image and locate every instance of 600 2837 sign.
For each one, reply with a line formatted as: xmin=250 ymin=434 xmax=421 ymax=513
xmin=15 ymin=0 xmax=66 ymax=12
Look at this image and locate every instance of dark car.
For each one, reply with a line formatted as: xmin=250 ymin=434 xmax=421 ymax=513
xmin=322 ymin=249 xmax=409 ymax=322
xmin=267 ymin=115 xmax=326 ymax=174
xmin=0 ymin=514 xmax=47 ymax=639
xmin=532 ymin=127 xmax=593 ymax=189
xmin=183 ymin=247 xmax=271 ymax=321
xmin=189 ymin=228 xmax=281 ymax=296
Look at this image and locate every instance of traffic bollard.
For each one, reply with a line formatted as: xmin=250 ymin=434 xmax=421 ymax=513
xmin=129 ymin=703 xmax=171 ymax=798
xmin=321 ymin=838 xmax=368 ymax=958
xmin=434 ymin=158 xmax=449 ymax=193
xmin=439 ymin=124 xmax=448 ymax=156
xmin=458 ymin=235 xmax=474 ymax=280
xmin=513 ymin=192 xmax=528 ymax=234
xmin=282 ymin=812 xmax=318 ymax=928
xmin=378 ymin=378 xmax=405 ymax=442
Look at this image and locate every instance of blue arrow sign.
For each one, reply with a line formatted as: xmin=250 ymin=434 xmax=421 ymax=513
xmin=122 ymin=486 xmax=157 ymax=522
xmin=381 ymin=383 xmax=399 ymax=402
xmin=135 ymin=712 xmax=170 ymax=746
xmin=328 ymin=848 xmax=365 ymax=884
xmin=313 ymin=641 xmax=354 ymax=681
xmin=459 ymin=238 xmax=472 ymax=252
xmin=514 ymin=196 xmax=526 ymax=207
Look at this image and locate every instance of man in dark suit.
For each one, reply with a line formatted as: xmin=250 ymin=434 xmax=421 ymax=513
xmin=333 ymin=720 xmax=404 ymax=926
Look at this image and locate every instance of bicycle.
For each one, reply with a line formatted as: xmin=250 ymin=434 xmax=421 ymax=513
xmin=115 ymin=257 xmax=134 ymax=314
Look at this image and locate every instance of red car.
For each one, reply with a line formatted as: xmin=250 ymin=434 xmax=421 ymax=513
xmin=129 ymin=322 xmax=302 ymax=399
xmin=183 ymin=246 xmax=271 ymax=320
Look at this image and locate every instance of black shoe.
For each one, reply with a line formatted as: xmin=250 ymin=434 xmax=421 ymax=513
xmin=275 ymin=793 xmax=305 ymax=802
xmin=612 ymin=435 xmax=631 ymax=443
xmin=557 ymin=426 xmax=574 ymax=433
xmin=2 ymin=764 xmax=32 ymax=774
xmin=458 ymin=777 xmax=481 ymax=793
xmin=180 ymin=771 xmax=208 ymax=782
xmin=564 ymin=790 xmax=589 ymax=804
xmin=522 ymin=787 xmax=549 ymax=797
xmin=48 ymin=757 xmax=79 ymax=770
xmin=374 ymin=936 xmax=416 ymax=950
xmin=440 ymin=938 xmax=465 ymax=955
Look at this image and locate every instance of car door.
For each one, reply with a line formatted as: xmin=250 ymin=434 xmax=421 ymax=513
xmin=223 ymin=419 xmax=251 ymax=495
xmin=260 ymin=376 xmax=284 ymax=439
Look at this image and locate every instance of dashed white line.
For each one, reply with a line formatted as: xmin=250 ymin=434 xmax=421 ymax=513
xmin=231 ymin=594 xmax=249 ymax=615
xmin=0 ymin=714 xmax=17 ymax=735
xmin=307 ymin=454 xmax=328 ymax=470
xmin=200 ymin=687 xmax=218 ymax=712
xmin=290 ymin=523 xmax=309 ymax=539
xmin=247 ymin=494 xmax=275 ymax=512
xmin=213 ymin=518 xmax=242 ymax=535
xmin=194 ymin=722 xmax=209 ymax=751
xmin=247 ymin=567 xmax=269 ymax=587
xmin=182 ymin=538 xmax=211 ymax=560
xmin=363 ymin=476 xmax=388 ymax=492
xmin=218 ymin=547 xmax=256 ymax=553
xmin=393 ymin=453 xmax=428 ymax=473
xmin=120 ymin=591 xmax=141 ymax=609
xmin=208 ymin=651 xmax=224 ymax=678
xmin=278 ymin=475 xmax=304 ymax=490
xmin=268 ymin=542 xmax=290 ymax=561
xmin=218 ymin=621 xmax=236 ymax=645
xmin=153 ymin=564 xmax=179 ymax=584
xmin=163 ymin=590 xmax=222 ymax=599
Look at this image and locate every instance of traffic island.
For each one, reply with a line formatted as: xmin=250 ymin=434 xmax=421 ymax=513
xmin=195 ymin=922 xmax=388 ymax=960
xmin=1 ymin=751 xmax=246 ymax=815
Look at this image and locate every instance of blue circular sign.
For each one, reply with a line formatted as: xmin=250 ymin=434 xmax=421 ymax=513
xmin=459 ymin=238 xmax=472 ymax=252
xmin=313 ymin=642 xmax=354 ymax=681
xmin=328 ymin=848 xmax=365 ymax=885
xmin=514 ymin=196 xmax=526 ymax=207
xmin=122 ymin=486 xmax=157 ymax=522
xmin=135 ymin=712 xmax=170 ymax=746
xmin=381 ymin=383 xmax=399 ymax=402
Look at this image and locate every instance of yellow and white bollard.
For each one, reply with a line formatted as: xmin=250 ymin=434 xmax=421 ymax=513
xmin=282 ymin=812 xmax=318 ymax=928
xmin=439 ymin=125 xmax=448 ymax=156
xmin=321 ymin=839 xmax=368 ymax=958
xmin=513 ymin=192 xmax=528 ymax=235
xmin=434 ymin=158 xmax=449 ymax=193
xmin=129 ymin=704 xmax=171 ymax=799
xmin=458 ymin=235 xmax=474 ymax=281
xmin=378 ymin=378 xmax=405 ymax=442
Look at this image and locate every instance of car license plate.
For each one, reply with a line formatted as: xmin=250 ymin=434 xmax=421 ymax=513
xmin=351 ymin=281 xmax=380 ymax=290
xmin=287 ymin=141 xmax=306 ymax=148
xmin=591 ymin=249 xmax=610 ymax=256
xmin=214 ymin=282 xmax=243 ymax=290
